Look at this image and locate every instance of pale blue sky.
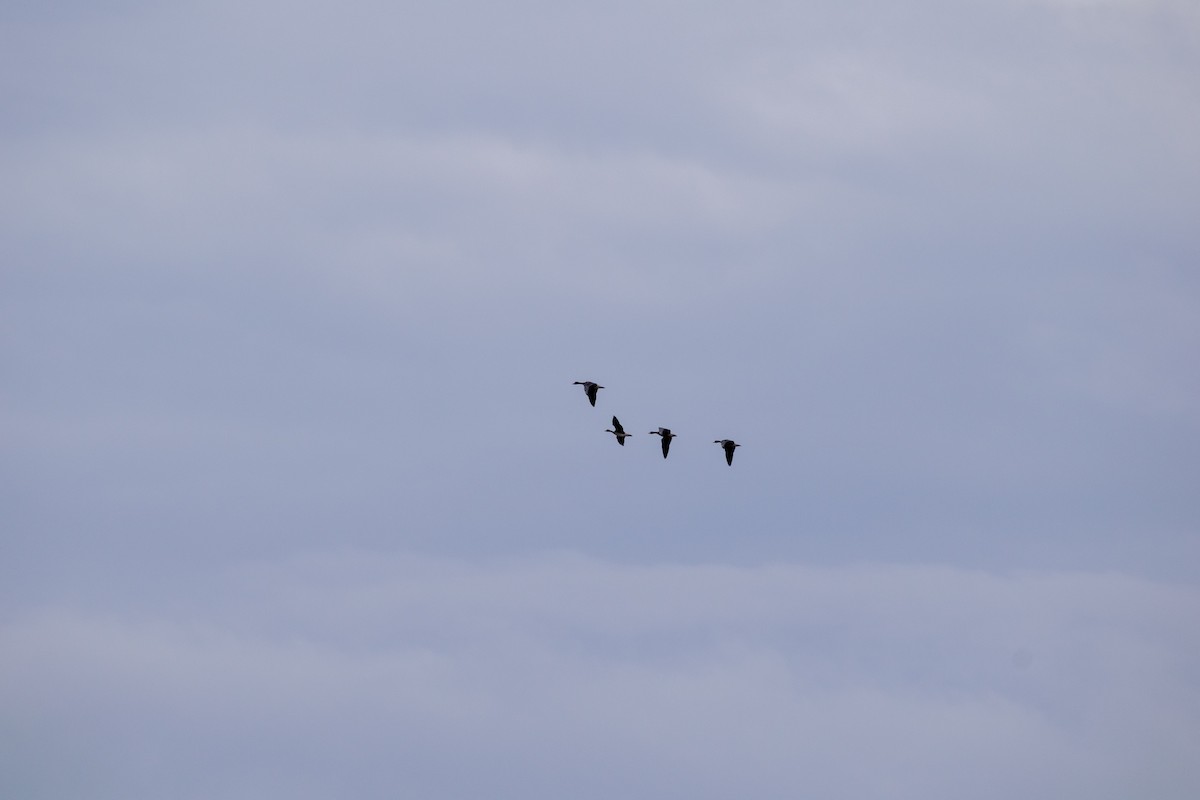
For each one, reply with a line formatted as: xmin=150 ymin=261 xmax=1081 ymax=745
xmin=3 ymin=1 xmax=1199 ymax=797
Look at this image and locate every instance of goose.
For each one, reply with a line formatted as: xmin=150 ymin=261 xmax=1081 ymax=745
xmin=573 ymin=381 xmax=604 ymax=407
xmin=714 ymin=439 xmax=740 ymax=466
xmin=606 ymin=416 xmax=631 ymax=446
xmin=649 ymin=427 xmax=677 ymax=459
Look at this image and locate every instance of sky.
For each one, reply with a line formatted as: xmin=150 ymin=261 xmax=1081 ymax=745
xmin=2 ymin=0 xmax=1199 ymax=797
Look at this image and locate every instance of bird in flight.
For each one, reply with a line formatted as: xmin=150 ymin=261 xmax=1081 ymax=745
xmin=649 ymin=427 xmax=676 ymax=458
xmin=606 ymin=416 xmax=631 ymax=446
xmin=573 ymin=381 xmax=603 ymax=407
xmin=714 ymin=439 xmax=740 ymax=466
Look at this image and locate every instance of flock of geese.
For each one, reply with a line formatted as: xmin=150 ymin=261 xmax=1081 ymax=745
xmin=573 ymin=380 xmax=741 ymax=466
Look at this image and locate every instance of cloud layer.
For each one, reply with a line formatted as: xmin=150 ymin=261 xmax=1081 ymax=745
xmin=3 ymin=553 xmax=1198 ymax=799
xmin=3 ymin=1 xmax=1199 ymax=797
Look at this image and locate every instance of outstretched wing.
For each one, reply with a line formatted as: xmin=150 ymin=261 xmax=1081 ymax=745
xmin=611 ymin=416 xmax=624 ymax=434
xmin=724 ymin=443 xmax=734 ymax=465
xmin=587 ymin=384 xmax=598 ymax=406
xmin=662 ymin=435 xmax=671 ymax=458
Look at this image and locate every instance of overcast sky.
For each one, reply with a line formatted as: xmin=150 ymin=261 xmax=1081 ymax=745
xmin=3 ymin=1 xmax=1199 ymax=798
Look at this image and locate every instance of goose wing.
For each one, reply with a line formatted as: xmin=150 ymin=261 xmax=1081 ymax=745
xmin=611 ymin=416 xmax=625 ymax=434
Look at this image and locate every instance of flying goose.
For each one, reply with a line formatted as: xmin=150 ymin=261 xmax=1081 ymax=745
xmin=606 ymin=416 xmax=631 ymax=446
xmin=573 ymin=381 xmax=604 ymax=407
xmin=649 ymin=427 xmax=677 ymax=459
xmin=714 ymin=439 xmax=740 ymax=466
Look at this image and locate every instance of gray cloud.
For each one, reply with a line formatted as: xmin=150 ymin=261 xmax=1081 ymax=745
xmin=3 ymin=1 xmax=1198 ymax=795
xmin=3 ymin=554 xmax=1198 ymax=799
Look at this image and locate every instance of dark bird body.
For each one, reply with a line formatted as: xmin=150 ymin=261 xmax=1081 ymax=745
xmin=650 ymin=427 xmax=676 ymax=458
xmin=606 ymin=416 xmax=631 ymax=446
xmin=573 ymin=381 xmax=603 ymax=407
xmin=714 ymin=439 xmax=740 ymax=465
